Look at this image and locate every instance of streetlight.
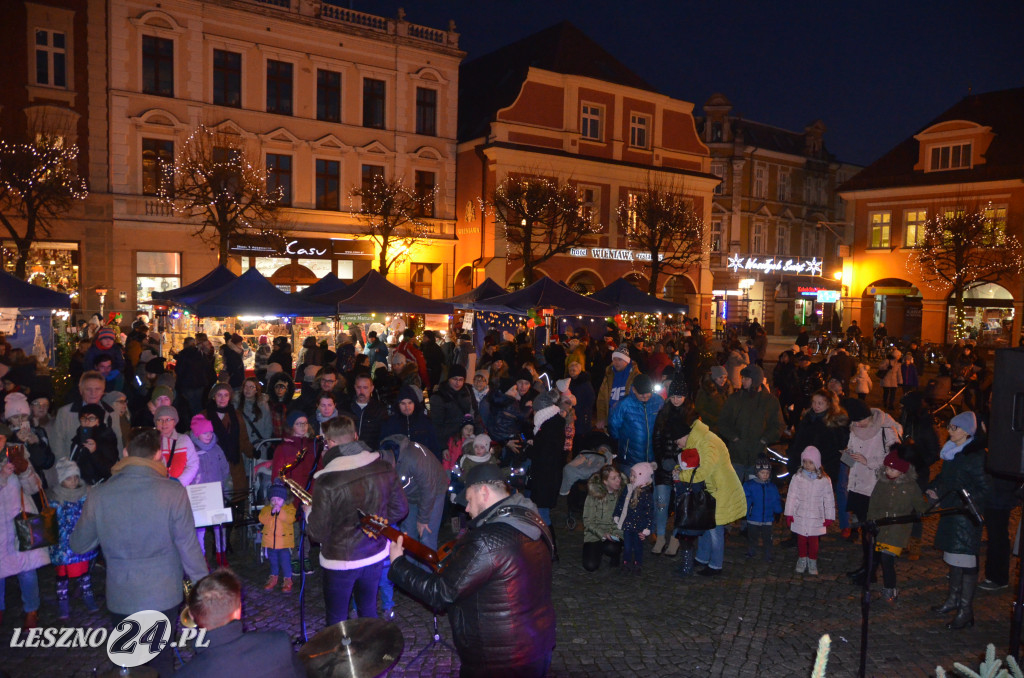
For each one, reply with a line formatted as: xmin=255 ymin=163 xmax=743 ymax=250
xmin=95 ymin=287 xmax=108 ymax=319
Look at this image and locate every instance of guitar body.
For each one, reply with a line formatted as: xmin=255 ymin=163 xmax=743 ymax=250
xmin=359 ymin=510 xmax=454 ymax=572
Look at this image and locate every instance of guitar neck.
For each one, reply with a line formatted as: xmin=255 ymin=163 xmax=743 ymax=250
xmin=373 ymin=523 xmax=440 ymax=569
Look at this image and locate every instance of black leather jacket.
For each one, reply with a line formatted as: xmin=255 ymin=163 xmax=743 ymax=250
xmin=389 ymin=493 xmax=556 ymax=674
xmin=306 ymin=441 xmax=408 ymax=565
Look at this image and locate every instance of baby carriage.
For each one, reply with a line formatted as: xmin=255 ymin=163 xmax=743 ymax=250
xmin=560 ymin=432 xmax=616 ymax=530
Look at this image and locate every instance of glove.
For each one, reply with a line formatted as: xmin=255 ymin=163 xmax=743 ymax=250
xmin=785 ymin=515 xmax=794 ymax=527
xmin=824 ymin=519 xmax=834 ymax=528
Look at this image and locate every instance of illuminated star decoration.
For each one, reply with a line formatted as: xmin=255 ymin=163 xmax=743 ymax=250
xmin=806 ymin=257 xmax=823 ymax=276
xmin=727 ymin=253 xmax=744 ymax=272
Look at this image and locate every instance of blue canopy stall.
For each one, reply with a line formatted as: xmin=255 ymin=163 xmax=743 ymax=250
xmin=151 ymin=265 xmax=238 ymax=307
xmin=443 ymin=278 xmax=507 ymax=309
xmin=0 ymin=269 xmax=72 ymax=367
xmin=589 ymin=278 xmax=688 ymax=315
xmin=297 ymin=271 xmax=347 ymax=299
xmin=188 ymin=268 xmax=333 ymax=317
xmin=317 ymin=270 xmax=454 ymax=315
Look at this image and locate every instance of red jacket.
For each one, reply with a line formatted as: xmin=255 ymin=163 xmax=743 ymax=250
xmin=396 ymin=340 xmax=430 ymax=389
xmin=271 ymin=436 xmax=321 ymax=503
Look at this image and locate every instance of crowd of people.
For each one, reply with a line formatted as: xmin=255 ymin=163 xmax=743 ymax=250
xmin=0 ymin=312 xmax=1015 ymax=676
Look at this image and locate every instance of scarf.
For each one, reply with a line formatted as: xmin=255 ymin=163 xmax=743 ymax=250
xmin=851 ymin=409 xmax=885 ymax=441
xmin=111 ymin=455 xmax=168 ymax=477
xmin=49 ymin=482 xmax=88 ymax=503
xmin=940 ymin=436 xmax=972 ymax=461
xmin=614 ymin=483 xmax=636 ymax=530
xmin=208 ymin=405 xmax=241 ymax=464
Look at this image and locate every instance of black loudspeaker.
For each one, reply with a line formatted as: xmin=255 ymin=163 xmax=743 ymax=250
xmin=988 ymin=348 xmax=1024 ymax=478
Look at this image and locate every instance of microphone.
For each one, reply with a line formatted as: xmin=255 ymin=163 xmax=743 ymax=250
xmin=959 ymin=488 xmax=984 ymax=526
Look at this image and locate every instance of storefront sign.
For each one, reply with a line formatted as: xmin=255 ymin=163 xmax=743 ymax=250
xmin=727 ymin=254 xmax=823 ymax=276
xmin=569 ymin=247 xmax=664 ymax=262
xmin=229 ymin=236 xmax=374 ymax=259
xmin=798 ymin=286 xmax=822 ymax=296
xmin=816 ymin=290 xmax=840 ymax=303
xmin=867 ymin=286 xmax=917 ymax=296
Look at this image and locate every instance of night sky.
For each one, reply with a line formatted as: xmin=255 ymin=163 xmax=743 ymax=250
xmin=359 ymin=0 xmax=1023 ymax=167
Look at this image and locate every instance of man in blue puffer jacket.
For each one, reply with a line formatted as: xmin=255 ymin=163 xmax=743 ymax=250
xmin=608 ymin=374 xmax=664 ymax=475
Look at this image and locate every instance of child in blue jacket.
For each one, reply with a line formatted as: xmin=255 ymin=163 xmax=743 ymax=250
xmin=613 ymin=461 xmax=655 ymax=575
xmin=743 ymin=454 xmax=783 ymax=561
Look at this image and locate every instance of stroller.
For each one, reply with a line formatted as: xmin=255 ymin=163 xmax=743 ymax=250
xmin=245 ymin=438 xmax=283 ymax=560
xmin=560 ymin=432 xmax=616 ymax=530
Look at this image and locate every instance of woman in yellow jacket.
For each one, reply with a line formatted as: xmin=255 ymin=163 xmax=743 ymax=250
xmin=259 ymin=481 xmax=297 ymax=592
xmin=673 ymin=418 xmax=745 ymax=577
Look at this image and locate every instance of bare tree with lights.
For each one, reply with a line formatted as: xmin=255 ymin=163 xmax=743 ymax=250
xmin=907 ymin=201 xmax=1024 ymax=340
xmin=350 ymin=174 xmax=432 ymax=276
xmin=491 ymin=175 xmax=595 ymax=285
xmin=159 ymin=125 xmax=282 ymax=265
xmin=0 ymin=134 xmax=88 ymax=279
xmin=616 ymin=176 xmax=708 ymax=296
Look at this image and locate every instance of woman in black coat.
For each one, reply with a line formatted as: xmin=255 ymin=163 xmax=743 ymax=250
xmin=787 ymin=389 xmax=850 ymax=534
xmin=567 ymin=362 xmax=595 ymax=449
xmin=650 ymin=378 xmax=695 ymax=555
xmin=526 ymin=390 xmax=566 ymax=528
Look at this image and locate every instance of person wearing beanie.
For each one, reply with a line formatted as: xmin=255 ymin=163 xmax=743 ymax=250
xmin=695 ymin=366 xmax=732 ymax=434
xmin=4 ymin=392 xmax=54 ymax=491
xmin=612 ymin=461 xmax=656 ymax=574
xmin=787 ymin=389 xmax=851 ymax=538
xmin=743 ymin=454 xmax=783 ymax=562
xmin=205 ymin=383 xmax=254 ymax=501
xmin=608 ymin=369 xmax=664 ymax=472
xmin=190 ymin=414 xmax=232 ymax=568
xmin=596 ymin=344 xmax=640 ymax=427
xmin=430 ymin=363 xmax=475 ymax=450
xmin=271 ymin=410 xmax=317 ymax=513
xmin=717 ymin=362 xmax=786 ymax=485
xmin=48 ymin=457 xmax=99 ymax=618
xmin=260 ymin=481 xmax=297 ymax=592
xmin=380 ymin=384 xmax=441 ymax=460
xmin=784 ymin=447 xmax=836 ymax=575
xmin=69 ymin=402 xmax=120 ymax=485
xmin=861 ymin=445 xmax=930 ymax=602
xmin=84 ymin=326 xmax=126 ymax=379
xmin=926 ymin=410 xmax=991 ymax=629
xmin=524 ymin=388 xmax=568 ymax=533
xmin=153 ymin=404 xmax=199 ymax=486
xmin=650 ymin=377 xmax=693 ymax=556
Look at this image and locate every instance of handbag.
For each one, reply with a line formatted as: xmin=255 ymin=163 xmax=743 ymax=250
xmin=14 ymin=483 xmax=58 ymax=551
xmin=674 ymin=467 xmax=716 ymax=531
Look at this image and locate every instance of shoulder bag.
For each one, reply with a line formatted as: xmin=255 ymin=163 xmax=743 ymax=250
xmin=674 ymin=467 xmax=717 ymax=531
xmin=14 ymin=482 xmax=58 ymax=551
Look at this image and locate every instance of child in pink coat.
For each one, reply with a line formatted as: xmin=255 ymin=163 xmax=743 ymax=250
xmin=784 ymin=446 xmax=836 ymax=575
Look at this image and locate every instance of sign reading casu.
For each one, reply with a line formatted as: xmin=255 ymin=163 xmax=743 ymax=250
xmin=229 ymin=235 xmax=375 ymax=259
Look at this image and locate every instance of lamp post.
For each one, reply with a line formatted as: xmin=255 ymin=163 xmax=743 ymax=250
xmin=95 ymin=287 xmax=108 ymax=319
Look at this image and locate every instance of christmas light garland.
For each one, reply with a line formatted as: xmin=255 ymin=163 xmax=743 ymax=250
xmin=348 ymin=173 xmax=434 ymax=274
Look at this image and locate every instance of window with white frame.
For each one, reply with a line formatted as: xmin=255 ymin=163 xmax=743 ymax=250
xmin=711 ymin=162 xmax=726 ymax=195
xmin=929 ymin=142 xmax=972 ymax=171
xmin=751 ymin=222 xmax=764 ymax=254
xmin=137 ymin=251 xmax=181 ymax=304
xmin=35 ymin=30 xmax=66 ymax=88
xmin=777 ymin=170 xmax=790 ymax=201
xmin=869 ymin=211 xmax=891 ymax=248
xmin=624 ymin=192 xmax=639 ymax=231
xmin=904 ymin=209 xmax=927 ymax=248
xmin=776 ymin=223 xmax=788 ymax=255
xmin=577 ymin=185 xmax=600 ymax=226
xmin=710 ymin=219 xmax=722 ymax=253
xmin=753 ymin=164 xmax=766 ymax=198
xmin=629 ymin=114 xmax=649 ymax=149
xmin=581 ymin=104 xmax=602 ymax=141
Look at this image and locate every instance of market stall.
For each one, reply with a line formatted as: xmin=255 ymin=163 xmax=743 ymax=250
xmin=0 ymin=269 xmax=72 ymax=367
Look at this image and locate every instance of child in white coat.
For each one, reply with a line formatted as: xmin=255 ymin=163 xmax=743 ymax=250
xmin=785 ymin=447 xmax=836 ymax=575
xmin=851 ymin=363 xmax=872 ymax=400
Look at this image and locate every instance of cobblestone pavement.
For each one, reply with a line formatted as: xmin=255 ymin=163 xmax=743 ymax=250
xmin=1 ymin=502 xmax=1018 ymax=678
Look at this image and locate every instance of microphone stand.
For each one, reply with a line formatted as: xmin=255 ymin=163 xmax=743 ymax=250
xmin=295 ymin=435 xmax=323 ymax=646
xmin=856 ymin=490 xmax=978 ymax=678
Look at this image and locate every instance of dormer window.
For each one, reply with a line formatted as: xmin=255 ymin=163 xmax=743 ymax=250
xmin=929 ymin=142 xmax=971 ymax=171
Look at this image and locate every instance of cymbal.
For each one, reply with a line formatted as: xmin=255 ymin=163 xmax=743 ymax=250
xmin=299 ymin=618 xmax=404 ymax=678
xmin=96 ymin=667 xmax=159 ymax=678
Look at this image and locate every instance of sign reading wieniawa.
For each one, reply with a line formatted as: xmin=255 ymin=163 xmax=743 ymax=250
xmin=569 ymin=247 xmax=664 ymax=261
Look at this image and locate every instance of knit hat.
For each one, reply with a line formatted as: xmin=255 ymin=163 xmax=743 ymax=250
xmin=56 ymin=458 xmax=81 ymax=484
xmin=448 ymin=365 xmax=467 ymax=380
xmin=230 ymin=333 xmax=244 ymax=345
xmin=475 ymin=369 xmax=490 ymax=380
xmin=268 ymin=480 xmax=290 ymax=501
xmin=154 ymin=405 xmax=179 ymax=422
xmin=455 ymin=463 xmax=507 ymax=505
xmin=883 ymin=450 xmax=910 ymax=474
xmin=710 ymin=365 xmax=727 ymax=381
xmin=842 ymin=397 xmax=872 ymax=422
xmin=632 ymin=374 xmax=653 ymax=395
xmin=555 ymin=378 xmax=571 ymax=394
xmin=102 ymin=391 xmax=126 ymax=407
xmin=754 ymin=453 xmax=772 ymax=473
xmin=800 ymin=446 xmax=822 ymax=469
xmin=286 ymin=410 xmax=308 ymax=429
xmin=3 ymin=392 xmax=30 ymax=419
xmin=190 ymin=414 xmax=214 ymax=436
xmin=514 ymin=369 xmax=533 ymax=384
xmin=473 ymin=433 xmax=491 ymax=450
xmin=146 ymin=357 xmax=166 ymax=374
xmin=258 ymin=335 xmax=269 ymax=345
xmin=949 ymin=411 xmax=977 ymax=436
xmin=677 ymin=448 xmax=700 ymax=470
xmin=79 ymin=403 xmax=106 ymax=421
xmin=532 ymin=388 xmax=561 ymax=413
xmin=96 ymin=327 xmax=116 ymax=344
xmin=611 ymin=345 xmax=631 ymax=363
xmin=209 ymin=383 xmax=232 ymax=399
xmin=667 ymin=377 xmax=687 ymax=397
xmin=630 ymin=461 xmax=655 ymax=486
xmin=396 ymin=384 xmax=421 ymax=405
xmin=740 ymin=364 xmax=764 ymax=386
xmin=150 ymin=385 xmax=175 ymax=404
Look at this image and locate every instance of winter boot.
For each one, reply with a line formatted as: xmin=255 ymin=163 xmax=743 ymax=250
xmin=675 ymin=542 xmax=696 ymax=578
xmin=79 ymin=574 xmax=99 ymax=613
xmin=651 ymin=536 xmax=666 ymax=555
xmin=807 ymin=559 xmax=819 ymax=575
xmin=280 ymin=577 xmax=293 ymax=593
xmin=56 ymin=577 xmax=70 ymax=620
xmin=795 ymin=557 xmax=808 ymax=574
xmin=948 ymin=570 xmax=977 ymax=630
xmin=881 ymin=587 xmax=899 ymax=603
xmin=932 ymin=567 xmax=963 ymax=614
xmin=665 ymin=536 xmax=681 ymax=557
xmin=22 ymin=611 xmax=38 ymax=630
xmin=263 ymin=575 xmax=279 ymax=591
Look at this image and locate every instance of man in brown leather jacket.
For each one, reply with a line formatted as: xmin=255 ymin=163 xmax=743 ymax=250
xmin=388 ymin=464 xmax=556 ymax=677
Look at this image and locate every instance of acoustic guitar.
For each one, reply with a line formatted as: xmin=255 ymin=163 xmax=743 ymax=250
xmin=358 ymin=510 xmax=455 ymax=572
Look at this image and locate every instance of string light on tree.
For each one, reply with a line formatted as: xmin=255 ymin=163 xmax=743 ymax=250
xmin=349 ymin=173 xmax=432 ymax=275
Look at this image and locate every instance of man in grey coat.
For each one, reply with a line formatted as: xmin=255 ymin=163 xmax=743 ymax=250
xmin=71 ymin=428 xmax=207 ymax=676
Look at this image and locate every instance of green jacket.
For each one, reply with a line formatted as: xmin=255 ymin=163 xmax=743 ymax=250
xmin=867 ymin=466 xmax=929 ymax=550
xmin=679 ymin=420 xmax=747 ymax=526
xmin=582 ymin=472 xmax=625 ymax=543
xmin=694 ymin=378 xmax=731 ymax=434
xmin=716 ymin=386 xmax=786 ymax=468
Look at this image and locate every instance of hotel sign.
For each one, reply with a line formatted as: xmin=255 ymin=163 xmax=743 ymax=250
xmin=727 ymin=254 xmax=823 ymax=276
xmin=569 ymin=247 xmax=664 ymax=261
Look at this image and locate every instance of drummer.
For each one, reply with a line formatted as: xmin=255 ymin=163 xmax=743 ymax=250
xmin=176 ymin=569 xmax=304 ymax=678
